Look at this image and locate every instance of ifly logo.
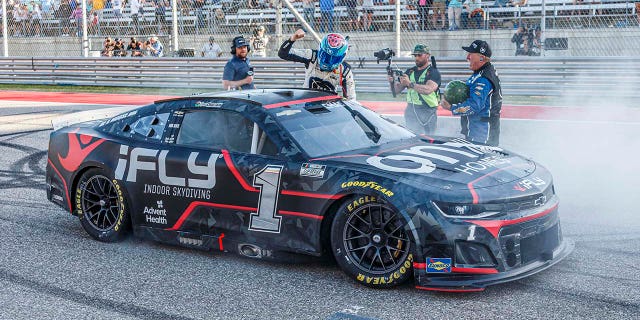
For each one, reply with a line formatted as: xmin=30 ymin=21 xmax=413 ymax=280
xmin=114 ymin=145 xmax=218 ymax=189
xmin=426 ymin=258 xmax=452 ymax=273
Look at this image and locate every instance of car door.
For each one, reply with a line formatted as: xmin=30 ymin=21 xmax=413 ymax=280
xmin=170 ymin=107 xmax=291 ymax=247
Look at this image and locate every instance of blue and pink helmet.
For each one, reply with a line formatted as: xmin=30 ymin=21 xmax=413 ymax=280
xmin=317 ymin=33 xmax=348 ymax=71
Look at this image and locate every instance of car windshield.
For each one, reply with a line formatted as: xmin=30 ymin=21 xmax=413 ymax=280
xmin=274 ymin=99 xmax=415 ymax=157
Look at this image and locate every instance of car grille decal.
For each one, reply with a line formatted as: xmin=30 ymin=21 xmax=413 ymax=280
xmin=464 ymin=203 xmax=558 ymax=238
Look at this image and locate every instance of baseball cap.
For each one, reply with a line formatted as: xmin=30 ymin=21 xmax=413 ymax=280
xmin=462 ymin=40 xmax=492 ymax=57
xmin=412 ymin=44 xmax=430 ymax=55
xmin=233 ymin=36 xmax=249 ymax=48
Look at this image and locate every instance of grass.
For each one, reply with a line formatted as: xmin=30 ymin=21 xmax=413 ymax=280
xmin=0 ymin=83 xmax=555 ymax=105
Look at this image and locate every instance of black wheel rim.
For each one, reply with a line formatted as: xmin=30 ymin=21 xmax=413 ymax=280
xmin=81 ymin=175 xmax=121 ymax=232
xmin=342 ymin=203 xmax=410 ymax=275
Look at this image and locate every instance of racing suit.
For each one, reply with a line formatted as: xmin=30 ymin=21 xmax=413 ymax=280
xmin=278 ymin=39 xmax=356 ymax=100
xmin=450 ymin=62 xmax=502 ymax=146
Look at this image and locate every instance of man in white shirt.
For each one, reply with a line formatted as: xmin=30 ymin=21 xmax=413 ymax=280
xmin=201 ymin=36 xmax=223 ymax=58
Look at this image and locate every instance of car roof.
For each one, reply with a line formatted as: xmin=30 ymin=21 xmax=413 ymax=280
xmin=156 ymin=88 xmax=340 ymax=110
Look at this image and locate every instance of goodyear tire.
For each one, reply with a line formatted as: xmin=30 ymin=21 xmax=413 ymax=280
xmin=75 ymin=168 xmax=130 ymax=242
xmin=330 ymin=195 xmax=413 ymax=288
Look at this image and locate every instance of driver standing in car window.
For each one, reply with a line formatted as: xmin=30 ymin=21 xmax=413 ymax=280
xmin=278 ymin=29 xmax=356 ymax=100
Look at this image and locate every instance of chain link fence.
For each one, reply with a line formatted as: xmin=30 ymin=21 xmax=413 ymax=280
xmin=0 ymin=0 xmax=638 ymax=57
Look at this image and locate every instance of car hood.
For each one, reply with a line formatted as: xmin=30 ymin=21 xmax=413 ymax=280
xmin=325 ymin=138 xmax=537 ymax=190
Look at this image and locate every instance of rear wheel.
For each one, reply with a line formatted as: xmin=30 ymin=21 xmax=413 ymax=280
xmin=330 ymin=196 xmax=413 ymax=288
xmin=75 ymin=168 xmax=130 ymax=242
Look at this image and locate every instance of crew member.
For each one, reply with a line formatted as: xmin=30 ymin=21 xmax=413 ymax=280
xmin=388 ymin=44 xmax=441 ymax=135
xmin=441 ymin=40 xmax=502 ymax=146
xmin=223 ymin=36 xmax=255 ymax=90
xmin=278 ymin=29 xmax=356 ymax=100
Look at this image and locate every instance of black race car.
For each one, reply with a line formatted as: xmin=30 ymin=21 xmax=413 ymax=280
xmin=46 ymin=89 xmax=573 ymax=292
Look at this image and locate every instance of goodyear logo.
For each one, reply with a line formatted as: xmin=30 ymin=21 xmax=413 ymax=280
xmin=427 ymin=258 xmax=452 ymax=273
xmin=340 ymin=181 xmax=394 ymax=197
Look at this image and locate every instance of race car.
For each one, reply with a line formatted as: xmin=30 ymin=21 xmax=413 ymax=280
xmin=46 ymin=88 xmax=573 ymax=292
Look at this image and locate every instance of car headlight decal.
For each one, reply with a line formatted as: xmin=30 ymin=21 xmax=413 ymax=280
xmin=432 ymin=201 xmax=502 ymax=219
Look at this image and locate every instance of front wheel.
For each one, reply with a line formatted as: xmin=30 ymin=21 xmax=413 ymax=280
xmin=75 ymin=168 xmax=130 ymax=242
xmin=330 ymin=196 xmax=413 ymax=288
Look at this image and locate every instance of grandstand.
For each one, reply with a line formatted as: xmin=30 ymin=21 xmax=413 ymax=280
xmin=0 ymin=0 xmax=638 ymax=57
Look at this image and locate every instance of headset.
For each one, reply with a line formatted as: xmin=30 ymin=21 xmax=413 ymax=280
xmin=479 ymin=57 xmax=484 ymax=61
xmin=231 ymin=36 xmax=251 ymax=54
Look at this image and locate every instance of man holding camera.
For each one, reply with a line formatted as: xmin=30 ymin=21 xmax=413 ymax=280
xmin=388 ymin=44 xmax=441 ymax=135
xmin=223 ymin=36 xmax=255 ymax=90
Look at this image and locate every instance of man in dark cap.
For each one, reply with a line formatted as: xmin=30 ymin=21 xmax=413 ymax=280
xmin=441 ymin=40 xmax=502 ymax=146
xmin=201 ymin=36 xmax=222 ymax=58
xmin=222 ymin=36 xmax=255 ymax=90
xmin=388 ymin=44 xmax=441 ymax=135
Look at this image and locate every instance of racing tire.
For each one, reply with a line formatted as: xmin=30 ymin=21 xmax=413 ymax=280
xmin=75 ymin=168 xmax=131 ymax=242
xmin=330 ymin=196 xmax=413 ymax=288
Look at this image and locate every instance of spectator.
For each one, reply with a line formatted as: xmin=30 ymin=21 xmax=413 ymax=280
xmin=92 ymin=0 xmax=105 ymax=35
xmin=636 ymin=2 xmax=640 ymax=26
xmin=530 ymin=25 xmax=542 ymax=56
xmin=113 ymin=38 xmax=127 ymax=56
xmin=154 ymin=0 xmax=167 ymax=35
xmin=112 ymin=0 xmax=123 ymax=26
xmin=302 ymin=0 xmax=315 ymax=30
xmin=148 ymin=35 xmax=164 ymax=57
xmin=448 ymin=0 xmax=463 ymax=30
xmin=463 ymin=0 xmax=483 ymax=29
xmin=128 ymin=37 xmax=144 ymax=56
xmin=201 ymin=36 xmax=223 ymax=58
xmin=250 ymin=25 xmax=269 ymax=57
xmin=278 ymin=29 xmax=356 ymax=100
xmin=130 ymin=0 xmax=143 ymax=34
xmin=30 ymin=3 xmax=43 ymax=36
xmin=431 ymin=0 xmax=446 ymax=30
xmin=194 ymin=0 xmax=206 ymax=28
xmin=361 ymin=0 xmax=374 ymax=31
xmin=101 ymin=37 xmax=115 ymax=56
xmin=344 ymin=0 xmax=359 ymax=31
xmin=69 ymin=5 xmax=83 ymax=37
xmin=441 ymin=40 xmax=502 ymax=146
xmin=89 ymin=11 xmax=99 ymax=35
xmin=388 ymin=44 xmax=441 ymax=135
xmin=319 ymin=0 xmax=334 ymax=32
xmin=41 ymin=0 xmax=53 ymax=19
xmin=511 ymin=25 xmax=530 ymax=55
xmin=223 ymin=36 xmax=255 ymax=90
xmin=416 ymin=0 xmax=430 ymax=31
xmin=56 ymin=0 xmax=73 ymax=36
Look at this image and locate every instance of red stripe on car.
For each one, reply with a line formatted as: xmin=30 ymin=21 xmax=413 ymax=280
xmin=465 ymin=203 xmax=559 ymax=238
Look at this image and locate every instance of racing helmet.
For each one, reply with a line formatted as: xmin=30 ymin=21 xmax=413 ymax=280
xmin=317 ymin=33 xmax=348 ymax=72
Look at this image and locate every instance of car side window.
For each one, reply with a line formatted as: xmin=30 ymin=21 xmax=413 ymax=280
xmin=127 ymin=113 xmax=170 ymax=141
xmin=176 ymin=110 xmax=278 ymax=156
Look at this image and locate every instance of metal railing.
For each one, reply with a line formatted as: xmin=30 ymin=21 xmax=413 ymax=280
xmin=1 ymin=56 xmax=639 ymax=98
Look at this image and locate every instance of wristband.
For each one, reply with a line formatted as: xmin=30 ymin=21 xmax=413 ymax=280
xmin=409 ymin=82 xmax=415 ymax=89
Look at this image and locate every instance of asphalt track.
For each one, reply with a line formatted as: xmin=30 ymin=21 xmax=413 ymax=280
xmin=0 ymin=92 xmax=638 ymax=320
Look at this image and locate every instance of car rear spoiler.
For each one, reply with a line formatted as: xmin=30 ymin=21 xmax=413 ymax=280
xmin=51 ymin=106 xmax=138 ymax=131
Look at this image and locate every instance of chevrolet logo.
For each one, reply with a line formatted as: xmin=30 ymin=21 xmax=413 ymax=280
xmin=534 ymin=195 xmax=547 ymax=206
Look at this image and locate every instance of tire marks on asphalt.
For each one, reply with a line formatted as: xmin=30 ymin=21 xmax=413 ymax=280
xmin=0 ymin=268 xmax=197 ymax=320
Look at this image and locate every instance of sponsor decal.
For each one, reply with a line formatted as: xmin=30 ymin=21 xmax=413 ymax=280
xmin=144 ymin=184 xmax=211 ymax=200
xmin=275 ymin=109 xmax=301 ymax=117
xmin=102 ymin=110 xmax=137 ymax=125
xmin=52 ymin=194 xmax=64 ymax=202
xmin=144 ymin=200 xmax=167 ymax=225
xmin=426 ymin=258 xmax=452 ymax=273
xmin=366 ymin=140 xmax=508 ymax=175
xmin=341 ymin=181 xmax=393 ymax=197
xmin=534 ymin=195 xmax=547 ymax=206
xmin=356 ymin=254 xmax=413 ymax=285
xmin=299 ymin=163 xmax=326 ymax=178
xmin=195 ymin=101 xmax=223 ymax=108
xmin=112 ymin=179 xmax=125 ymax=232
xmin=58 ymin=132 xmax=105 ymax=172
xmin=346 ymin=196 xmax=377 ymax=212
xmin=115 ymin=145 xmax=218 ymax=189
xmin=453 ymin=106 xmax=471 ymax=113
xmin=513 ymin=177 xmax=546 ymax=191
